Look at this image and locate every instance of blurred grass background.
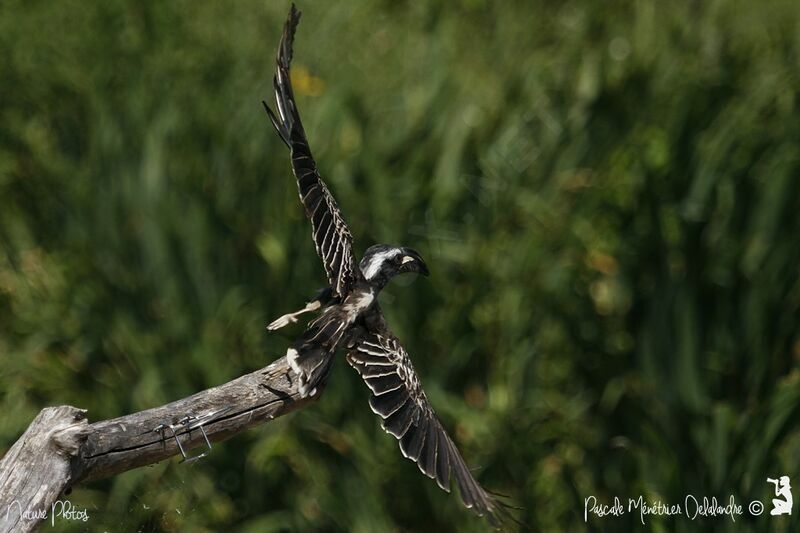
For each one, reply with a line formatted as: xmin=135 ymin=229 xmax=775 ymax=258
xmin=1 ymin=0 xmax=800 ymax=531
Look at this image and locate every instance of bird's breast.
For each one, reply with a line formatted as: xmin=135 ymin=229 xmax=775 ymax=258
xmin=342 ymin=289 xmax=375 ymax=317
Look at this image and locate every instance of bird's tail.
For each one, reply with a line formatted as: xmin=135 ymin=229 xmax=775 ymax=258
xmin=286 ymin=306 xmax=349 ymax=397
xmin=286 ymin=344 xmax=334 ymax=398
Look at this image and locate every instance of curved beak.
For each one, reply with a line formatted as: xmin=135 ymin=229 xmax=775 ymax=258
xmin=400 ymin=248 xmax=429 ymax=276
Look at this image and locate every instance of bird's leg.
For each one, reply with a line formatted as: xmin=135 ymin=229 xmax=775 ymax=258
xmin=267 ymin=300 xmax=321 ymax=330
xmin=267 ymin=287 xmax=335 ymax=330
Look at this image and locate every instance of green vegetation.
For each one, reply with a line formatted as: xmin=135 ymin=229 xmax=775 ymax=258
xmin=1 ymin=0 xmax=799 ymax=531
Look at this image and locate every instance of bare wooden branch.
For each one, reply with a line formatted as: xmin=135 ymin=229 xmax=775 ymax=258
xmin=0 ymin=406 xmax=89 ymax=533
xmin=0 ymin=356 xmax=313 ymax=533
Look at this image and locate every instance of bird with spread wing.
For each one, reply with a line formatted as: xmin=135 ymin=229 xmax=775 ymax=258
xmin=263 ymin=5 xmax=511 ymax=528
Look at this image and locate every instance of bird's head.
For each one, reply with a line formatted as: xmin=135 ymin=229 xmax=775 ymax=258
xmin=360 ymin=244 xmax=429 ymax=289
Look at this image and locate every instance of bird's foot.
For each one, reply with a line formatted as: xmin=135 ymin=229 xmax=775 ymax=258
xmin=267 ymin=312 xmax=300 ymax=330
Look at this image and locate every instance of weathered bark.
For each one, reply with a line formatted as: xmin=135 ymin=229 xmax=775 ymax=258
xmin=0 ymin=356 xmax=312 ymax=533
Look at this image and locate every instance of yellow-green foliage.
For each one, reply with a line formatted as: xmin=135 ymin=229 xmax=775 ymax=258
xmin=1 ymin=1 xmax=799 ymax=531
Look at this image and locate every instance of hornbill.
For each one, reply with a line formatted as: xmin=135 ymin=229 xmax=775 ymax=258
xmin=263 ymin=5 xmax=509 ymax=527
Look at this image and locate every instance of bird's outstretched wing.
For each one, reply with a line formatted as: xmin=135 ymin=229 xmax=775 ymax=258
xmin=347 ymin=323 xmax=510 ymax=527
xmin=263 ymin=5 xmax=358 ymax=297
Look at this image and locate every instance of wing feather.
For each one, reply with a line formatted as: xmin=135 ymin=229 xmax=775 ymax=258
xmin=382 ymin=398 xmax=416 ymax=438
xmin=420 ymin=419 xmax=439 ymax=480
xmin=436 ymin=432 xmax=452 ymax=491
xmin=347 ymin=325 xmax=508 ymax=527
xmin=369 ymin=387 xmax=409 ymax=417
xmin=263 ymin=5 xmax=359 ymax=297
xmin=365 ymin=373 xmax=404 ymax=396
xmin=400 ymin=418 xmax=427 ymax=461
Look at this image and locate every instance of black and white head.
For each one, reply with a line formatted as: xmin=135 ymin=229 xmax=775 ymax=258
xmin=359 ymin=244 xmax=429 ymax=289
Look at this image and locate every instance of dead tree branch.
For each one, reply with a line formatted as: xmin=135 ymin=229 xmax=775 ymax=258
xmin=0 ymin=356 xmax=311 ymax=533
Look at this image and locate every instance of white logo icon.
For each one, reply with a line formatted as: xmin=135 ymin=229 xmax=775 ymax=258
xmin=767 ymin=476 xmax=793 ymax=516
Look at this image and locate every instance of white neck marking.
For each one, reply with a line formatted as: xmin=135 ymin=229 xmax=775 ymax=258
xmin=362 ymin=249 xmax=401 ymax=280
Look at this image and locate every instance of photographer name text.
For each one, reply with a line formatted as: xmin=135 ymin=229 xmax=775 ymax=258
xmin=584 ymin=495 xmax=748 ymax=524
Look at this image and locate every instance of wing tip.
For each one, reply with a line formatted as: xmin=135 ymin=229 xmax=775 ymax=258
xmin=279 ymin=4 xmax=302 ymax=69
